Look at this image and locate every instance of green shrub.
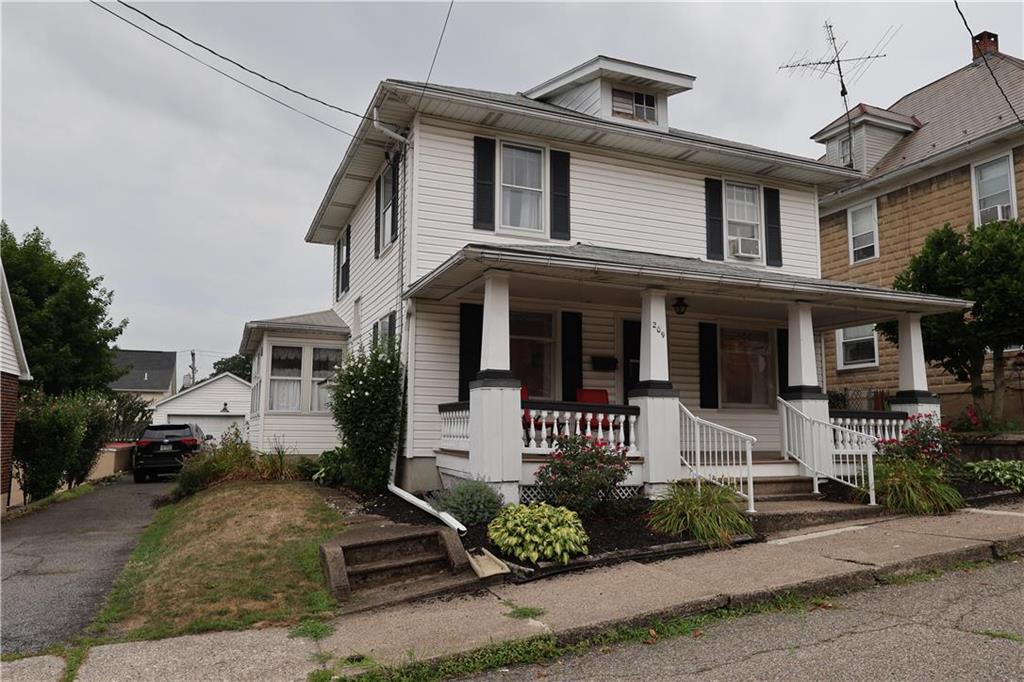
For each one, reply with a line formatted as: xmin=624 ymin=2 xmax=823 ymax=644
xmin=14 ymin=391 xmax=84 ymax=501
xmin=647 ymin=482 xmax=753 ymax=547
xmin=312 ymin=446 xmax=348 ymax=487
xmin=487 ymin=503 xmax=588 ymax=565
xmin=294 ymin=456 xmax=322 ymax=481
xmin=873 ymin=457 xmax=964 ymax=515
xmin=170 ymin=426 xmax=295 ymax=500
xmin=431 ymin=480 xmax=503 ymax=525
xmin=965 ymin=459 xmax=1024 ymax=493
xmin=328 ymin=338 xmax=405 ymax=494
xmin=109 ymin=392 xmax=153 ymax=441
xmin=533 ymin=435 xmax=630 ymax=516
xmin=64 ymin=392 xmax=114 ymax=487
xmin=876 ymin=414 xmax=962 ymax=473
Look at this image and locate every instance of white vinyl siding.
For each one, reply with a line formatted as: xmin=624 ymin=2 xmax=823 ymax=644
xmin=0 ymin=295 xmax=21 ymax=376
xmin=412 ymin=120 xmax=822 ymax=281
xmin=862 ymin=126 xmax=905 ymax=170
xmin=847 ymin=200 xmax=878 ymax=264
xmin=546 ymin=80 xmax=602 ymax=117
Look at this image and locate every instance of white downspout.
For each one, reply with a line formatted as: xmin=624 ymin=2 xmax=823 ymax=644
xmin=373 ymin=106 xmax=410 ymax=146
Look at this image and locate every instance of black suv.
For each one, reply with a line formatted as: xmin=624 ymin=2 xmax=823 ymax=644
xmin=133 ymin=424 xmax=211 ymax=482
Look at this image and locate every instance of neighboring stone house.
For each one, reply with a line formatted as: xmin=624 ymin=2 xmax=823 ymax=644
xmin=109 ymin=349 xmax=178 ymax=403
xmin=814 ymin=31 xmax=1024 ymax=421
xmin=1 ymin=260 xmax=32 ymax=507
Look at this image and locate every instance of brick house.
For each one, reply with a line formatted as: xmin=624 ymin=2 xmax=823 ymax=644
xmin=1 ymin=260 xmax=32 ymax=508
xmin=814 ymin=31 xmax=1024 ymax=422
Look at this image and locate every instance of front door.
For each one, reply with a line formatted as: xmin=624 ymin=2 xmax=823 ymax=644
xmin=623 ymin=319 xmax=641 ymax=398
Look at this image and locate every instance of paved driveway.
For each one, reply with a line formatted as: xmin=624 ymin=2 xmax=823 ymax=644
xmin=1 ymin=477 xmax=171 ymax=653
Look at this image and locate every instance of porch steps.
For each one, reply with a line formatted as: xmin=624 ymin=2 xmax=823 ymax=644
xmin=320 ymin=523 xmax=481 ymax=615
xmin=747 ymin=500 xmax=888 ymax=535
xmin=752 ymin=476 xmax=822 ymax=502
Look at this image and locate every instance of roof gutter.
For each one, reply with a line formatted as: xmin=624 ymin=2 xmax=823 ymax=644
xmin=374 ymin=105 xmax=411 ymax=146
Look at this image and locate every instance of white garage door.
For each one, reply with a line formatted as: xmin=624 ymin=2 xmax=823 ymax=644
xmin=168 ymin=414 xmax=243 ymax=441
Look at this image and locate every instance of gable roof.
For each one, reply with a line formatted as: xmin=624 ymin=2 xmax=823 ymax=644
xmin=109 ymin=349 xmax=177 ymax=392
xmin=0 ymin=260 xmax=31 ymax=380
xmin=150 ymin=371 xmax=250 ymax=410
xmin=239 ymin=309 xmax=349 ymax=355
xmin=811 ymin=103 xmax=921 ymax=142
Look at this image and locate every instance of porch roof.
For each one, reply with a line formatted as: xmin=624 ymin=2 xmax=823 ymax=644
xmin=405 ymin=243 xmax=972 ymax=328
xmin=238 ymin=309 xmax=349 ymax=355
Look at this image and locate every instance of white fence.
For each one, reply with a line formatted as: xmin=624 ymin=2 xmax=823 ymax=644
xmin=521 ymin=401 xmax=639 ymax=455
xmin=829 ymin=411 xmax=909 ymax=442
xmin=438 ymin=401 xmax=470 ymax=451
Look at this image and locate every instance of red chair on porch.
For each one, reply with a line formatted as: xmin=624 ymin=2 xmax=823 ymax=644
xmin=576 ymin=388 xmax=612 ymax=433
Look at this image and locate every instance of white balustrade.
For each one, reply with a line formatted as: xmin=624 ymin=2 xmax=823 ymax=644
xmin=679 ymin=402 xmax=757 ymax=513
xmin=438 ymin=403 xmax=471 ymax=451
xmin=829 ymin=414 xmax=908 ymax=442
xmin=521 ymin=404 xmax=638 ymax=455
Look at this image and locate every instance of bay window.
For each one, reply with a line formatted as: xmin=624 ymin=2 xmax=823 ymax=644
xmin=311 ymin=347 xmax=340 ymax=412
xmin=974 ymin=155 xmax=1016 ymax=223
xmin=837 ymin=325 xmax=878 ymax=370
xmin=510 ymin=311 xmax=553 ymax=399
xmin=725 ymin=182 xmax=762 ymax=259
xmin=269 ymin=346 xmax=302 ymax=411
xmin=847 ymin=200 xmax=878 ymax=263
xmin=500 ymin=143 xmax=543 ymax=230
xmin=720 ymin=328 xmax=773 ymax=406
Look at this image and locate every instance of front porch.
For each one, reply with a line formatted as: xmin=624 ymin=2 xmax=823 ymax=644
xmin=412 ymin=243 xmax=970 ymax=505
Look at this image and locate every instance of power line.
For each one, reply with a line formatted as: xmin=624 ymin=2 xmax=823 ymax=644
xmin=114 ymin=0 xmax=382 ymax=126
xmin=88 ymin=1 xmax=356 ymax=137
xmin=414 ymin=0 xmax=455 ymax=113
xmin=953 ymin=0 xmax=1024 ymax=128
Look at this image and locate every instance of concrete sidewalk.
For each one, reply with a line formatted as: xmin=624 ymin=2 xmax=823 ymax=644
xmin=4 ymin=499 xmax=1023 ymax=682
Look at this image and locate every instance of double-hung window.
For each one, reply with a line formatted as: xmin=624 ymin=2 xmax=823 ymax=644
xmin=509 ymin=311 xmax=554 ymax=399
xmin=839 ymin=136 xmax=852 ymax=167
xmin=837 ymin=325 xmax=878 ymax=370
xmin=500 ymin=143 xmax=543 ymax=231
xmin=725 ymin=182 xmax=761 ymax=259
xmin=720 ymin=328 xmax=773 ymax=406
xmin=250 ymin=350 xmax=262 ymax=414
xmin=311 ymin=347 xmax=340 ymax=412
xmin=268 ymin=346 xmax=302 ymax=411
xmin=973 ymin=155 xmax=1016 ymax=223
xmin=847 ymin=200 xmax=878 ymax=263
xmin=378 ymin=163 xmax=395 ymax=250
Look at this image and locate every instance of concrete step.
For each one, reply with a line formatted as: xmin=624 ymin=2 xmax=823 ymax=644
xmin=338 ymin=570 xmax=483 ymax=615
xmin=339 ymin=525 xmax=444 ymax=565
xmin=754 ymin=476 xmax=815 ymax=496
xmin=747 ymin=500 xmax=887 ymax=535
xmin=347 ymin=551 xmax=450 ymax=589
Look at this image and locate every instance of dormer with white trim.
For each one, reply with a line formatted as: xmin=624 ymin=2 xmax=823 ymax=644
xmin=812 ymin=103 xmax=920 ymax=171
xmin=524 ymin=56 xmax=695 ymax=133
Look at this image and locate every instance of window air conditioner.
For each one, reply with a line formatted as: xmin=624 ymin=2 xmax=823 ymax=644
xmin=729 ymin=237 xmax=761 ymax=259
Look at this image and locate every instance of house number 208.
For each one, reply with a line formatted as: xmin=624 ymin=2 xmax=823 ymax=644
xmin=651 ymin=321 xmax=666 ymax=339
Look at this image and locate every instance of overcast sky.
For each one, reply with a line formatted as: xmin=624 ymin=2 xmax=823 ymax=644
xmin=2 ymin=1 xmax=1021 ymax=384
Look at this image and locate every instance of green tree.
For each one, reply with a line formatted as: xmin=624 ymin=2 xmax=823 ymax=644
xmin=1 ymin=222 xmax=127 ymax=394
xmin=210 ymin=353 xmax=252 ymax=380
xmin=881 ymin=220 xmax=1024 ymax=417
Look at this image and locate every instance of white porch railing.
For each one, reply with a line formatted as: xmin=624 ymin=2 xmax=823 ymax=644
xmin=679 ymin=401 xmax=757 ymax=513
xmin=438 ymin=401 xmax=471 ymax=451
xmin=521 ymin=400 xmax=639 ymax=454
xmin=779 ymin=398 xmax=877 ymax=505
xmin=829 ymin=410 xmax=909 ymax=442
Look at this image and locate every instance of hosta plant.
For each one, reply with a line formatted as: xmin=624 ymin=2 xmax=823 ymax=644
xmin=487 ymin=502 xmax=588 ymax=565
xmin=431 ymin=480 xmax=504 ymax=525
xmin=965 ymin=459 xmax=1024 ymax=493
xmin=647 ymin=482 xmax=753 ymax=548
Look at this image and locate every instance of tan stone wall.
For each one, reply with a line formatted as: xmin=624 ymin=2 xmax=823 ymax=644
xmin=820 ymin=144 xmax=1024 ymax=421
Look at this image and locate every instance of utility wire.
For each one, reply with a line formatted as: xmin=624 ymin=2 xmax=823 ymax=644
xmin=89 ymin=1 xmax=357 ymax=137
xmin=114 ymin=0 xmax=382 ymax=127
xmin=414 ymin=0 xmax=455 ymax=113
xmin=953 ymin=0 xmax=1024 ymax=128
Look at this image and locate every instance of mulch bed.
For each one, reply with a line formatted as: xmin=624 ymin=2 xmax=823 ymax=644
xmin=358 ymin=491 xmax=441 ymax=525
xmin=819 ymin=475 xmax=1020 ymax=507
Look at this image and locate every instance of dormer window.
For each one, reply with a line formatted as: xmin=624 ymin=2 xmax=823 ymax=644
xmin=839 ymin=136 xmax=852 ymax=167
xmin=612 ymin=89 xmax=657 ymax=123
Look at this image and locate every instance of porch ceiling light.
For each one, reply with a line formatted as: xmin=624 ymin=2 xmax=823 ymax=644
xmin=672 ymin=297 xmax=689 ymax=316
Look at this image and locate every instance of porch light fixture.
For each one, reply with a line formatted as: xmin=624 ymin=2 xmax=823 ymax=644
xmin=672 ymin=297 xmax=689 ymax=316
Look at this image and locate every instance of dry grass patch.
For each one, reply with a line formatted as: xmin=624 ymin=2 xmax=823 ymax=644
xmin=92 ymin=481 xmax=345 ymax=639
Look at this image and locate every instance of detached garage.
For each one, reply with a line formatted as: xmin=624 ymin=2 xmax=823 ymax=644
xmin=150 ymin=372 xmax=251 ymax=440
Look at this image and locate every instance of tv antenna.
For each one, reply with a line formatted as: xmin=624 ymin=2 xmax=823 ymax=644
xmin=779 ymin=21 xmax=901 ymax=166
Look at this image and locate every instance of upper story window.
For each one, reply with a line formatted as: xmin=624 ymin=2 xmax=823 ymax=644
xmin=839 ymin=136 xmax=852 ymax=167
xmin=269 ymin=346 xmax=302 ymax=411
xmin=725 ymin=182 xmax=761 ymax=260
xmin=612 ymin=89 xmax=657 ymax=123
xmin=973 ymin=154 xmax=1016 ymax=223
xmin=500 ymin=143 xmax=544 ymax=231
xmin=847 ymin=200 xmax=878 ymax=264
xmin=378 ymin=163 xmax=395 ymax=250
xmin=509 ymin=311 xmax=554 ymax=399
xmin=837 ymin=325 xmax=878 ymax=370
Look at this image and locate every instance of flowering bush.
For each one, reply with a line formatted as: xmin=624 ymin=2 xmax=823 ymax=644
xmin=947 ymin=405 xmax=1021 ymax=433
xmin=534 ymin=434 xmax=630 ymax=516
xmin=876 ymin=414 xmax=961 ymax=472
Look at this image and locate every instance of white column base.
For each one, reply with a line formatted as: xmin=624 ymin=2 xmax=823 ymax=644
xmin=468 ymin=378 xmax=522 ymax=505
xmin=629 ymin=392 xmax=682 ymax=496
xmin=889 ymin=392 xmax=941 ymax=424
xmin=783 ymin=392 xmax=831 ymax=478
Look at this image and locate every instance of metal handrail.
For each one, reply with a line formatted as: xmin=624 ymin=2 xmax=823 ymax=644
xmin=679 ymin=401 xmax=758 ymax=513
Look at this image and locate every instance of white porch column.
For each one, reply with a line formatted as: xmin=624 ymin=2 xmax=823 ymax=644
xmin=889 ymin=313 xmax=941 ymax=422
xmin=629 ymin=289 xmax=681 ymax=496
xmin=782 ymin=302 xmax=830 ymax=476
xmin=469 ymin=272 xmax=521 ymax=503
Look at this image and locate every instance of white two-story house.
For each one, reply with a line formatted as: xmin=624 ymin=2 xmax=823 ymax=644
xmin=242 ymin=56 xmax=969 ymax=507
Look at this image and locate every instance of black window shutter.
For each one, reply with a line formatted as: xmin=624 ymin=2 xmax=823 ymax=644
xmin=387 ymin=310 xmax=397 ymax=341
xmin=764 ymin=187 xmax=783 ymax=267
xmin=333 ymin=240 xmax=341 ymax=301
xmin=776 ymin=328 xmax=789 ymax=394
xmin=550 ymin=150 xmax=571 ymax=241
xmin=698 ymin=322 xmax=719 ymax=408
xmin=705 ymin=179 xmax=724 ymax=261
xmin=560 ymin=311 xmax=583 ymax=401
xmin=473 ymin=137 xmax=496 ymax=231
xmin=458 ymin=303 xmax=484 ymax=400
xmin=374 ymin=177 xmax=381 ymax=258
xmin=372 ymin=322 xmax=379 ymax=347
xmin=340 ymin=225 xmax=351 ymax=293
xmin=390 ymin=153 xmax=401 ymax=243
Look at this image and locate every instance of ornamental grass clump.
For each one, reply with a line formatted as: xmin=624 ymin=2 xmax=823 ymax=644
xmin=487 ymin=502 xmax=588 ymax=565
xmin=431 ymin=480 xmax=504 ymax=525
xmin=534 ymin=434 xmax=630 ymax=516
xmin=871 ymin=457 xmax=964 ymax=515
xmin=647 ymin=482 xmax=753 ymax=548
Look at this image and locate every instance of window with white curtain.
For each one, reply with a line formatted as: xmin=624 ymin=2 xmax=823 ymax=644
xmin=974 ymin=155 xmax=1015 ymax=223
xmin=847 ymin=201 xmax=878 ymax=263
xmin=837 ymin=325 xmax=878 ymax=369
xmin=311 ymin=347 xmax=340 ymax=412
xmin=725 ymin=182 xmax=761 ymax=259
xmin=269 ymin=346 xmax=302 ymax=411
xmin=250 ymin=350 xmax=261 ymax=414
xmin=720 ymin=328 xmax=773 ymax=406
xmin=500 ymin=143 xmax=543 ymax=230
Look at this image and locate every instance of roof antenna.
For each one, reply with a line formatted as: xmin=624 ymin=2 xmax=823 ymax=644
xmin=779 ymin=21 xmax=900 ymax=167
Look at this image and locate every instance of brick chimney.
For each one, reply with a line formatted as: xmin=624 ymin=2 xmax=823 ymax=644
xmin=972 ymin=31 xmax=999 ymax=60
